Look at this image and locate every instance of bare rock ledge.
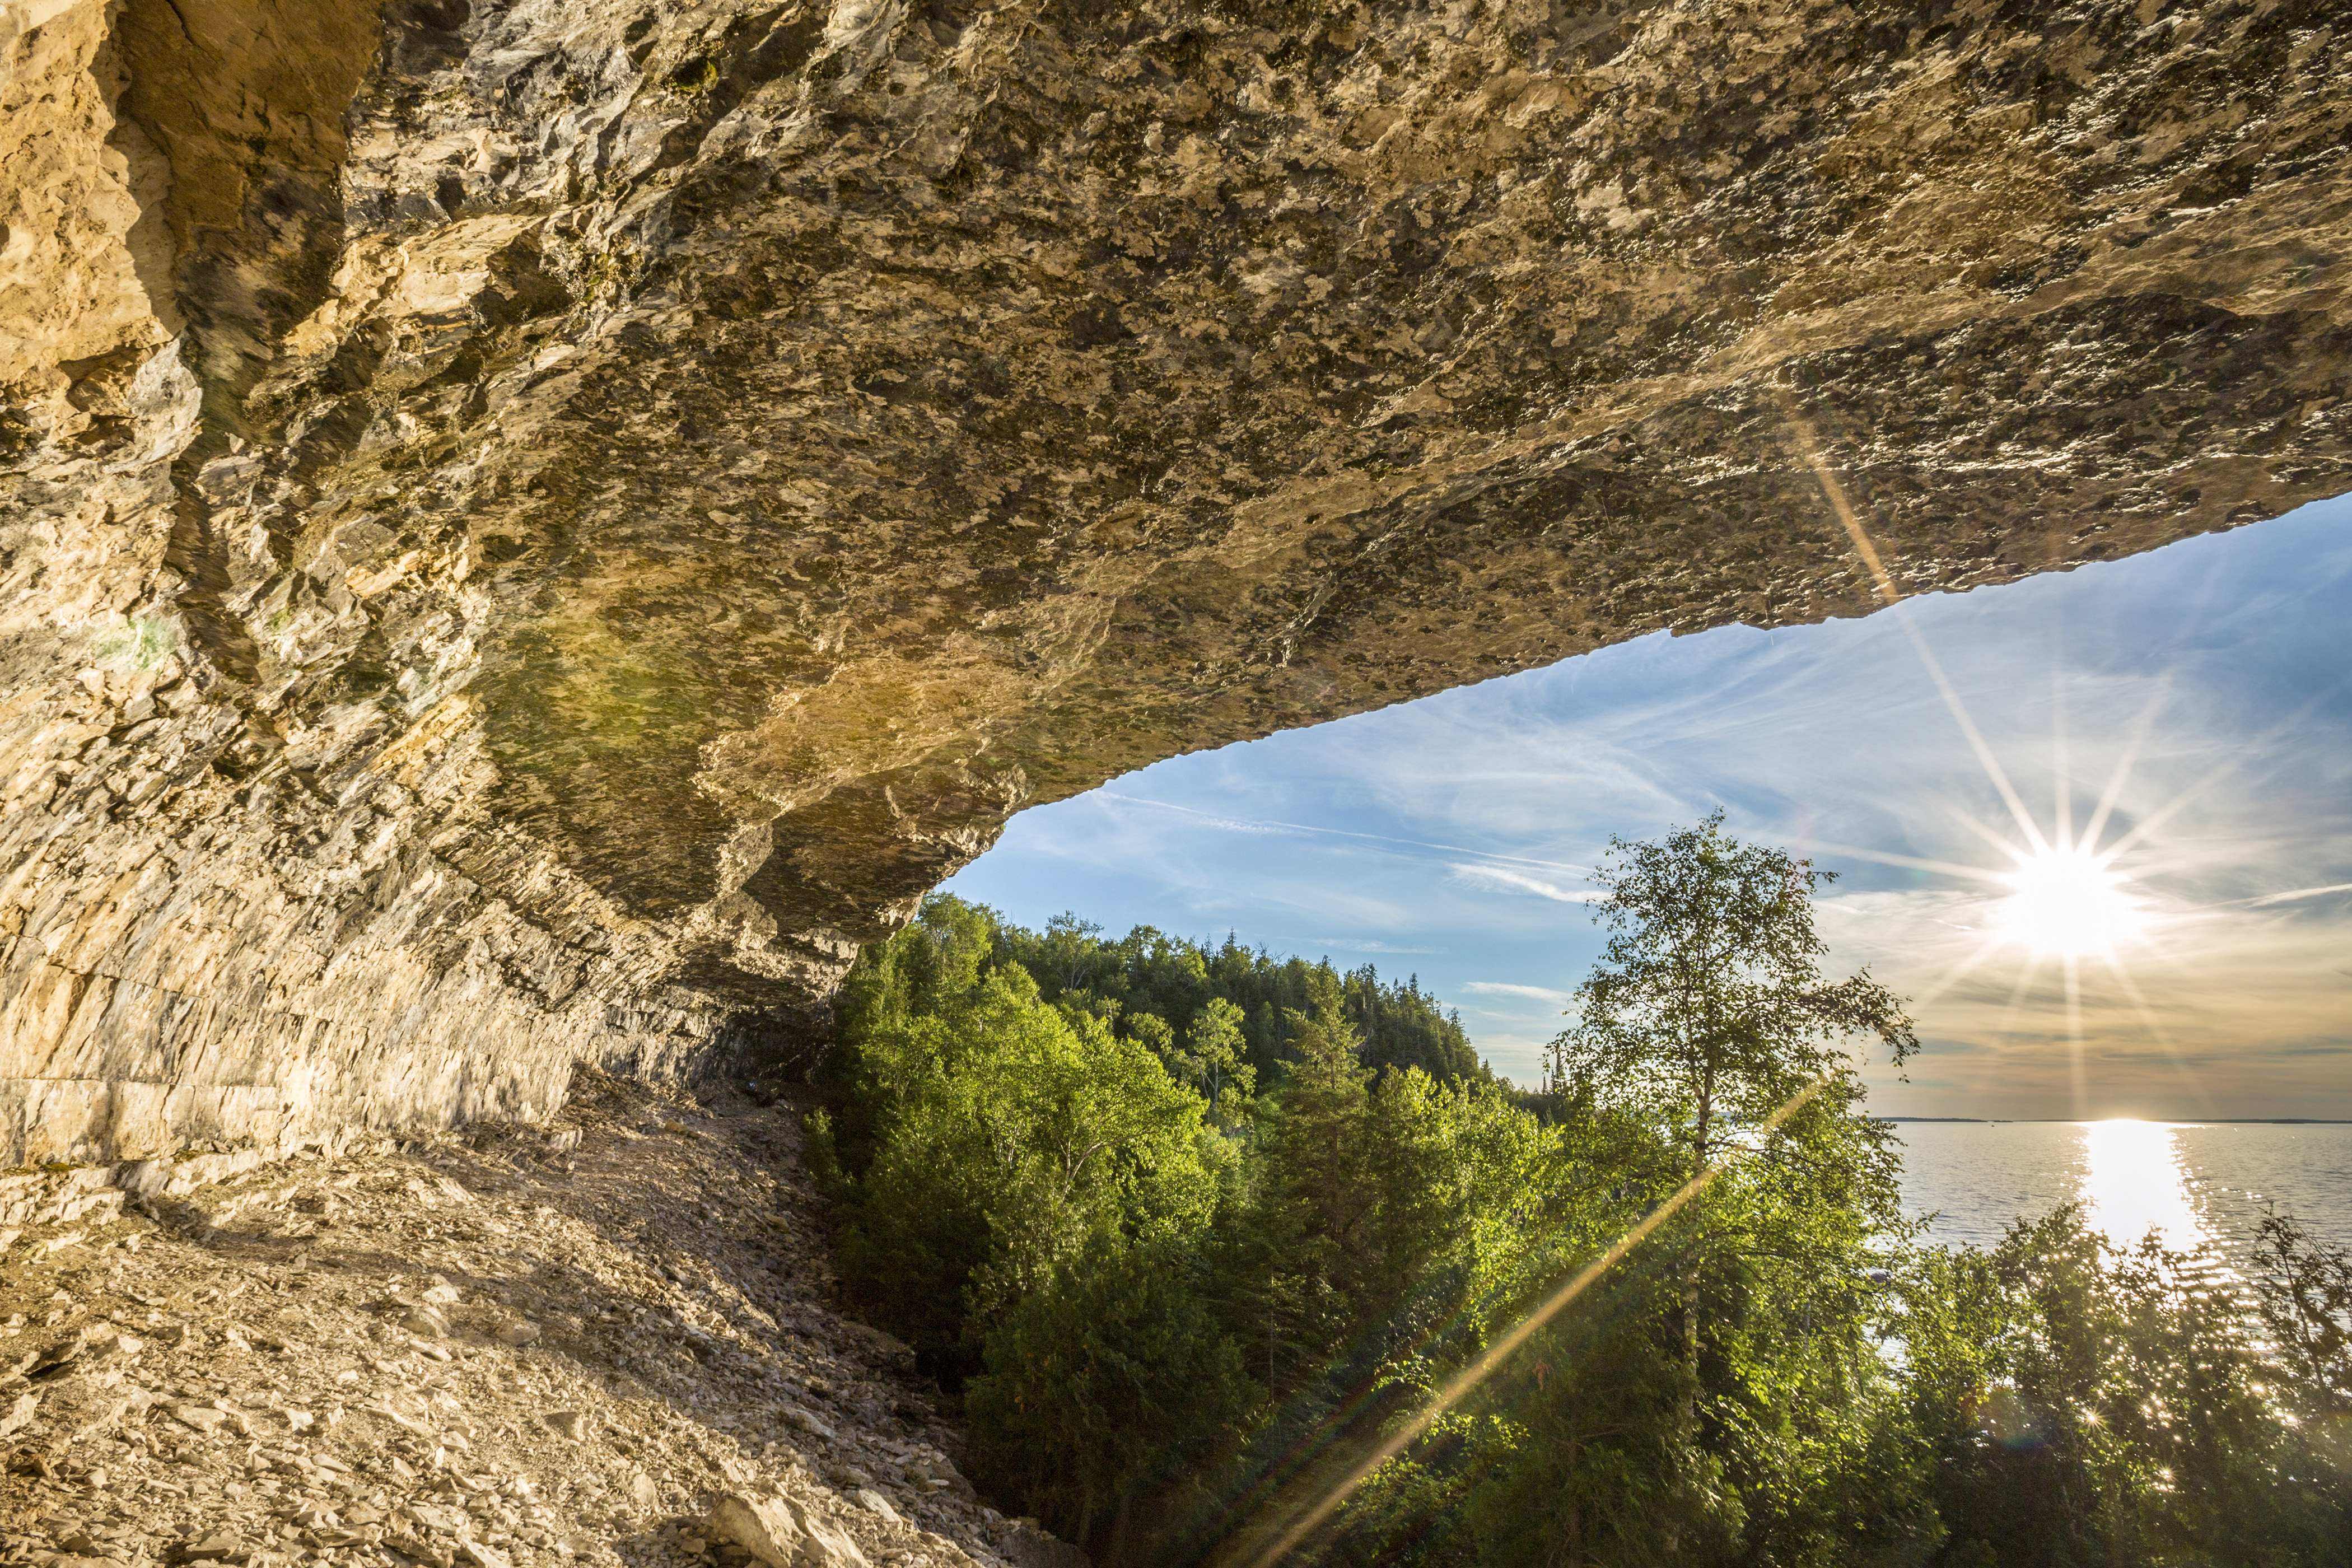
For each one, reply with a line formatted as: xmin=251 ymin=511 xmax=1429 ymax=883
xmin=2 ymin=0 xmax=2350 ymax=1161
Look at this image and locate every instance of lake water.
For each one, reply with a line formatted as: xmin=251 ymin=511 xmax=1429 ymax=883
xmin=1892 ymin=1121 xmax=2352 ymax=1270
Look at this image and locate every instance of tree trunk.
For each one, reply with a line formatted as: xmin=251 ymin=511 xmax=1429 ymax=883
xmin=1684 ymin=1071 xmax=1714 ymax=1410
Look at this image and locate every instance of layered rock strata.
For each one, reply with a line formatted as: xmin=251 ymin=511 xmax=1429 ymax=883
xmin=3 ymin=0 xmax=2350 ymax=1161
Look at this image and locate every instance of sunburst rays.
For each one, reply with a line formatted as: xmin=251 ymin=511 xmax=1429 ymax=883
xmin=1775 ymin=384 xmax=2223 ymax=1119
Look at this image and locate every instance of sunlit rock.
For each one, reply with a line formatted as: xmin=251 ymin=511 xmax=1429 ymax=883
xmin=3 ymin=0 xmax=2349 ymax=1160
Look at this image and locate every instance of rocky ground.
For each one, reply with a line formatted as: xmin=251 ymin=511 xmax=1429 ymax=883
xmin=0 ymin=1072 xmax=1077 ymax=1568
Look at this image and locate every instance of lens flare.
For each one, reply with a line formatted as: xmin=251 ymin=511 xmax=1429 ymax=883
xmin=1996 ymin=846 xmax=2143 ymax=956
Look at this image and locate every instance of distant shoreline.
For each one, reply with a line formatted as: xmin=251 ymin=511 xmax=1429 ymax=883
xmin=1876 ymin=1117 xmax=2352 ymax=1125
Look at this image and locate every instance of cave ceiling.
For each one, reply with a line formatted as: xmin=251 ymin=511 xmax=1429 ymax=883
xmin=1 ymin=0 xmax=2347 ymax=1160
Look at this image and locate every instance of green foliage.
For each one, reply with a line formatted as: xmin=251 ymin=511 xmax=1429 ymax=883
xmin=967 ymin=1235 xmax=1254 ymax=1556
xmin=993 ymin=911 xmax=1484 ymax=1084
xmin=1460 ymin=814 xmax=1931 ymax=1567
xmin=832 ymin=955 xmax=1226 ymax=1378
xmin=1463 ymin=1284 xmax=1732 ymax=1568
xmin=1324 ymin=1429 xmax=1490 ymax=1568
xmin=2253 ymin=1205 xmax=2352 ymax=1435
xmin=818 ymin=857 xmax=2352 ymax=1568
xmin=1550 ymin=810 xmax=1917 ymax=1169
xmin=1254 ymin=996 xmax=1379 ymax=1373
xmin=1894 ymin=1205 xmax=2352 ymax=1567
xmin=823 ymin=896 xmax=1542 ymax=1560
xmin=1175 ymin=995 xmax=1257 ymax=1120
xmin=802 ymin=1107 xmax=847 ymax=1199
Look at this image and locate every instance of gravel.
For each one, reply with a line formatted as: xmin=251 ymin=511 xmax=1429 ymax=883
xmin=0 ymin=1071 xmax=1076 ymax=1568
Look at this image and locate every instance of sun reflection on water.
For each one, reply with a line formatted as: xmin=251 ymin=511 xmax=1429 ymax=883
xmin=2080 ymin=1119 xmax=2208 ymax=1254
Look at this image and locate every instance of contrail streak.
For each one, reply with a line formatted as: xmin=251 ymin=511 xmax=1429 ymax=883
xmin=2243 ymin=882 xmax=2352 ymax=907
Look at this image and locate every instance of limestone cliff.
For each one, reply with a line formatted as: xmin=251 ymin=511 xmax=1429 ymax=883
xmin=3 ymin=0 xmax=2348 ymax=1163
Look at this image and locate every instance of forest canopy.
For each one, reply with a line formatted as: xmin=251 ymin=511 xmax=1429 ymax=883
xmin=805 ymin=828 xmax=2352 ymax=1568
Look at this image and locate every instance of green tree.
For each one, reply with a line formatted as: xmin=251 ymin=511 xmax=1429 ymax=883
xmin=1126 ymin=1011 xmax=1178 ymax=1062
xmin=822 ymin=893 xmax=1001 ymax=1179
xmin=1547 ymin=811 xmax=1916 ymax=1371
xmin=1186 ymin=1067 xmax=1591 ymax=1568
xmin=820 ymin=889 xmax=2352 ymax=1568
xmin=1466 ymin=1274 xmax=1734 ymax=1568
xmin=1186 ymin=996 xmax=1257 ymax=1116
xmin=1894 ymin=1205 xmax=2352 ymax=1566
xmin=993 ymin=913 xmax=1486 ymax=1088
xmin=968 ymin=1235 xmax=1256 ymax=1558
xmin=2253 ymin=1206 xmax=2352 ymax=1442
xmin=1527 ymin=814 xmax=1923 ymax=1563
xmin=1249 ymin=997 xmax=1378 ymax=1389
xmin=835 ymin=961 xmax=1229 ymax=1377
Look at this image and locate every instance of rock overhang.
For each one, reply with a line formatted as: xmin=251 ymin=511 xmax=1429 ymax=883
xmin=2 ymin=0 xmax=2348 ymax=1162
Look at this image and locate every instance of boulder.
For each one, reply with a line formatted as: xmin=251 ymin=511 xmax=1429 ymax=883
xmin=708 ymin=1492 xmax=871 ymax=1568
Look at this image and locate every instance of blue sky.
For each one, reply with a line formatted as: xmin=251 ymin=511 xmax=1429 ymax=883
xmin=941 ymin=494 xmax=2352 ymax=1120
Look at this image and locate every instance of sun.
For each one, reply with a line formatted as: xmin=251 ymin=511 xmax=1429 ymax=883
xmin=1995 ymin=844 xmax=2144 ymax=957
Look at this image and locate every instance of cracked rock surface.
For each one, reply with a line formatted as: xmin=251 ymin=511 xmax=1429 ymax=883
xmin=0 ymin=1068 xmax=1077 ymax=1568
xmin=3 ymin=0 xmax=2352 ymax=1161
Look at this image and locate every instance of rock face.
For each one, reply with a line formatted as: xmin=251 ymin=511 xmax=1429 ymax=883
xmin=3 ymin=0 xmax=2349 ymax=1162
xmin=0 ymin=1069 xmax=1062 ymax=1568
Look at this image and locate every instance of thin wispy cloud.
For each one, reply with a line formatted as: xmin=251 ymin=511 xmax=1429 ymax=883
xmin=1448 ymin=864 xmax=1603 ymax=904
xmin=1099 ymin=791 xmax=1593 ymax=874
xmin=2244 ymin=883 xmax=2352 ymax=908
xmin=1460 ymin=982 xmax=1576 ymax=1007
xmin=1091 ymin=794 xmax=1294 ymax=837
xmin=1299 ymin=937 xmax=1450 ymax=956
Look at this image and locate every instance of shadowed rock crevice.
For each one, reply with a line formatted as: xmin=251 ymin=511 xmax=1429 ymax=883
xmin=2 ymin=0 xmax=2350 ymax=1162
xmin=114 ymin=0 xmax=386 ymax=661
